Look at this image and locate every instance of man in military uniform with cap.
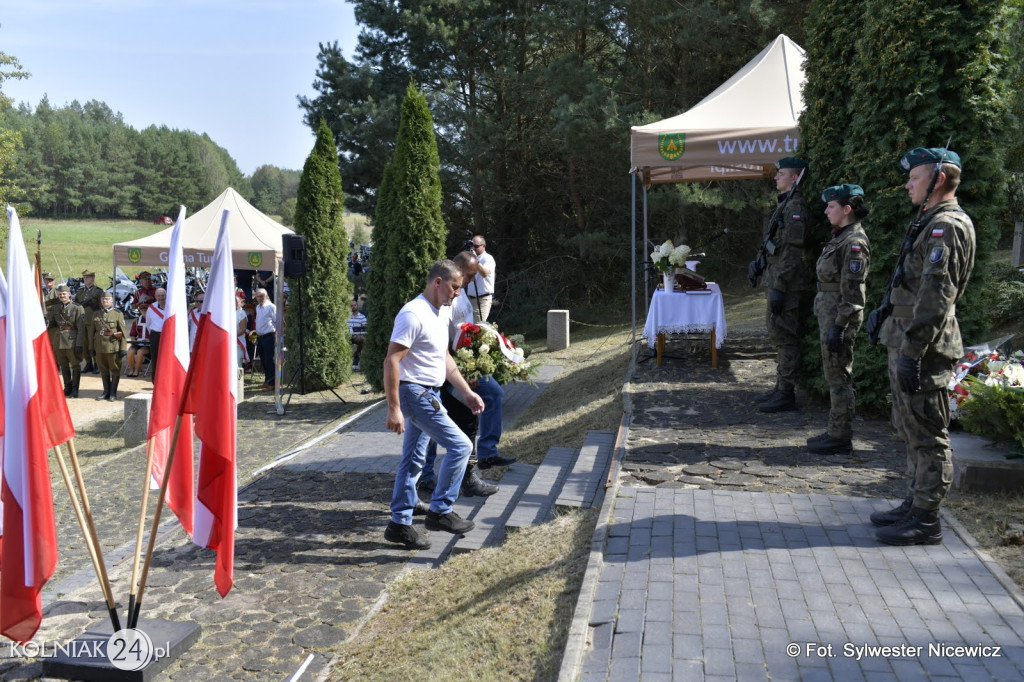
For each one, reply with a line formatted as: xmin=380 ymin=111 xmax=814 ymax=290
xmin=89 ymin=290 xmax=129 ymax=401
xmin=41 ymin=272 xmax=59 ymax=312
xmin=46 ymin=284 xmax=86 ymax=398
xmin=872 ymin=147 xmax=975 ymax=546
xmin=755 ymin=156 xmax=810 ymax=412
xmin=75 ymin=269 xmax=105 ymax=374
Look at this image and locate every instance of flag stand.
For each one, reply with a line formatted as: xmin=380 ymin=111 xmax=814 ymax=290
xmin=282 ymin=275 xmax=345 ymax=408
xmin=126 ymin=436 xmax=158 ymax=629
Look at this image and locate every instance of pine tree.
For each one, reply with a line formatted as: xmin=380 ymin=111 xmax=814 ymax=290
xmin=284 ymin=119 xmax=353 ymax=389
xmin=362 ymin=82 xmax=447 ymax=391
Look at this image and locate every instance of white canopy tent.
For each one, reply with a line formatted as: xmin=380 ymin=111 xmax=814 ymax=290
xmin=113 ymin=187 xmax=293 ymax=271
xmin=628 ymin=34 xmax=806 ymax=336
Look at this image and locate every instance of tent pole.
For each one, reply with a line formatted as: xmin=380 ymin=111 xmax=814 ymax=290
xmin=642 ymin=179 xmax=650 ymax=317
xmin=631 ymin=170 xmax=637 ymax=346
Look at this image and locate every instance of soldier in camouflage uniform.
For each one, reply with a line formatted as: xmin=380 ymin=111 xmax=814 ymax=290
xmin=807 ymin=184 xmax=871 ymax=455
xmin=872 ymin=148 xmax=975 ymax=546
xmin=46 ymin=284 xmax=86 ymax=398
xmin=90 ymin=291 xmax=128 ymax=402
xmin=756 ymin=157 xmax=810 ymax=413
xmin=74 ymin=269 xmax=105 ymax=374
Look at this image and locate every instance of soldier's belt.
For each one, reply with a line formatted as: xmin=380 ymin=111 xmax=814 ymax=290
xmin=816 ymin=282 xmax=840 ymax=292
xmin=892 ymin=304 xmax=956 ymax=318
xmin=58 ymin=325 xmax=75 ymax=330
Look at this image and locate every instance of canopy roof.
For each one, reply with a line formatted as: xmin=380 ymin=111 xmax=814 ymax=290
xmin=630 ymin=34 xmax=806 ymax=184
xmin=113 ymin=187 xmax=293 ymax=270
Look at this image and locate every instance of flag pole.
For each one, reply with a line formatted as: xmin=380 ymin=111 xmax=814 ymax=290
xmin=51 ymin=443 xmax=121 ymax=632
xmin=130 ymin=414 xmax=186 ymax=629
xmin=127 ymin=436 xmax=158 ymax=629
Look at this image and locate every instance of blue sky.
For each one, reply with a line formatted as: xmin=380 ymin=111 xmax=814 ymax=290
xmin=1 ymin=0 xmax=360 ymax=175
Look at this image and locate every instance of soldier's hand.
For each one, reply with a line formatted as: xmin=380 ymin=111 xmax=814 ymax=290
xmin=74 ymin=346 xmax=83 ymax=355
xmin=895 ymin=354 xmax=922 ymax=394
xmin=826 ymin=325 xmax=845 ymax=353
xmin=768 ymin=288 xmax=785 ymax=315
xmin=118 ymin=350 xmax=127 ymax=359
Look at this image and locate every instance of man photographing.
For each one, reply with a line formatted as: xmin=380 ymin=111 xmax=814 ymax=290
xmin=466 ymin=235 xmax=495 ymax=322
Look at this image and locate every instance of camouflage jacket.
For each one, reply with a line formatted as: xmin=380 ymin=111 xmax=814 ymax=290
xmin=46 ymin=301 xmax=86 ymax=349
xmin=813 ymin=222 xmax=871 ymax=329
xmin=763 ymin=190 xmax=809 ymax=293
xmin=880 ymin=199 xmax=976 ymax=361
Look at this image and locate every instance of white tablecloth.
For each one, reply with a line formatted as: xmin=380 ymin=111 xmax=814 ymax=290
xmin=644 ymin=283 xmax=727 ymax=349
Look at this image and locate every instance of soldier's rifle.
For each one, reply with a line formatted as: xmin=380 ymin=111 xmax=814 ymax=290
xmin=866 ymin=140 xmax=951 ymax=345
xmin=748 ymin=167 xmax=805 ymax=287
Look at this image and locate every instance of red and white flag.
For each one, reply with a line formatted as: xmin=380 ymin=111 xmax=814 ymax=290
xmin=181 ymin=209 xmax=237 ymax=597
xmin=148 ymin=206 xmax=194 ymax=535
xmin=2 ymin=205 xmax=75 ymax=642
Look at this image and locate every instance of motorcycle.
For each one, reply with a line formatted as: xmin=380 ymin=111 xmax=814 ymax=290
xmin=108 ymin=268 xmax=139 ymax=319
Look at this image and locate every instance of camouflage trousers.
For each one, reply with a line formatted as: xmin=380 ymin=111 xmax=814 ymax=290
xmin=766 ymin=293 xmax=802 ymax=390
xmin=887 ymin=347 xmax=954 ymax=510
xmin=817 ymin=316 xmax=856 ymax=439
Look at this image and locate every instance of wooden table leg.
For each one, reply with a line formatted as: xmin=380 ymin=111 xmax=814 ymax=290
xmin=656 ymin=332 xmax=665 ymax=366
xmin=711 ymin=327 xmax=718 ymax=368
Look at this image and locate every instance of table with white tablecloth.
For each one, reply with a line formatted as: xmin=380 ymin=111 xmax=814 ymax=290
xmin=643 ymin=283 xmax=727 ymax=367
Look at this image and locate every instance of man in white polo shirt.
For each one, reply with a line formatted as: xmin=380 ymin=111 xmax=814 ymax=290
xmin=146 ymin=287 xmax=167 ymax=379
xmin=384 ymin=259 xmax=485 ymax=550
xmin=467 ymin=235 xmax=495 ymax=322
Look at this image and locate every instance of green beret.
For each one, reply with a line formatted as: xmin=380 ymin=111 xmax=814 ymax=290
xmin=821 ymin=184 xmax=865 ymax=203
xmin=900 ymin=147 xmax=961 ymax=171
xmin=776 ymin=157 xmax=808 ymax=170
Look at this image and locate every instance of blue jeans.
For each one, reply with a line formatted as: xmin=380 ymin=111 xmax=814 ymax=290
xmin=391 ymin=383 xmax=473 ymax=525
xmin=476 ymin=376 xmax=504 ymax=459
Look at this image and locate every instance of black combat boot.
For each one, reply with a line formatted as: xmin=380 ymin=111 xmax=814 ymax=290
xmin=807 ymin=434 xmax=852 ymax=455
xmin=758 ymin=386 xmax=796 ymax=413
xmin=753 ymin=385 xmax=779 ymax=404
xmin=876 ymin=507 xmax=942 ymax=546
xmin=107 ymin=375 xmax=120 ymax=401
xmin=461 ymin=462 xmax=498 ymax=497
xmin=96 ymin=374 xmax=110 ymax=401
xmin=62 ymin=367 xmax=73 ymax=396
xmin=869 ymin=496 xmax=913 ymax=527
xmin=70 ymin=370 xmax=81 ymax=399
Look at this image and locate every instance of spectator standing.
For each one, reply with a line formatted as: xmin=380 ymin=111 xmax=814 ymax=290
xmin=253 ymin=288 xmax=276 ymax=388
xmin=146 ymin=287 xmax=167 ymax=379
xmin=133 ymin=271 xmax=156 ymax=308
xmin=46 ymin=284 xmax=86 ymax=398
xmin=348 ymin=298 xmax=367 ymax=370
xmin=466 ymin=235 xmax=495 ymax=322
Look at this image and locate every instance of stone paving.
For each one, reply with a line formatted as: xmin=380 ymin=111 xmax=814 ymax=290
xmin=564 ymin=332 xmax=1024 ymax=681
xmin=0 ymin=369 xmax=558 ymax=680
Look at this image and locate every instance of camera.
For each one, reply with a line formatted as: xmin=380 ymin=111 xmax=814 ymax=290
xmin=461 ymin=230 xmax=474 ymax=252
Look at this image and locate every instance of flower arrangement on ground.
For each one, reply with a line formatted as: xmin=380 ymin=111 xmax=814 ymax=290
xmin=452 ymin=322 xmax=536 ymax=385
xmin=948 ymin=336 xmax=1024 ymax=450
xmin=650 ymin=240 xmax=692 ymax=274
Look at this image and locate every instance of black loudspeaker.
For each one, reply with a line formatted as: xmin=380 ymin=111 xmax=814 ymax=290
xmin=283 ymin=233 xmax=307 ymax=278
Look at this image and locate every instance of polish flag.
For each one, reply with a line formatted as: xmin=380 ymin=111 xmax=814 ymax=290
xmin=2 ymin=205 xmax=75 ymax=642
xmin=181 ymin=209 xmax=237 ymax=597
xmin=148 ymin=206 xmax=194 ymax=535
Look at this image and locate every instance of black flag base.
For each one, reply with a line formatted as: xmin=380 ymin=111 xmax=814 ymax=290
xmin=43 ymin=618 xmax=200 ymax=682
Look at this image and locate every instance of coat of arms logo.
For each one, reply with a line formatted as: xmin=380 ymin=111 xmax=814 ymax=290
xmin=127 ymin=248 xmax=142 ymax=264
xmin=658 ymin=133 xmax=686 ymax=161
xmin=248 ymin=252 xmax=263 ymax=268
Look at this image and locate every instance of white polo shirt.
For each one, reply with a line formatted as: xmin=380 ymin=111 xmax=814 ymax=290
xmin=468 ymin=250 xmax=495 ymax=297
xmin=390 ymin=294 xmax=451 ymax=387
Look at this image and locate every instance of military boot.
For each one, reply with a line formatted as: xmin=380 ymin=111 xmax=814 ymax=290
xmin=70 ymin=370 xmax=81 ymax=399
xmin=62 ymin=367 xmax=73 ymax=396
xmin=753 ymin=386 xmax=779 ymax=405
xmin=869 ymin=496 xmax=913 ymax=527
xmin=758 ymin=386 xmax=796 ymax=413
xmin=875 ymin=507 xmax=942 ymax=546
xmin=461 ymin=462 xmax=498 ymax=497
xmin=96 ymin=375 xmax=110 ymax=401
xmin=806 ymin=434 xmax=852 ymax=455
xmin=107 ymin=375 xmax=121 ymax=402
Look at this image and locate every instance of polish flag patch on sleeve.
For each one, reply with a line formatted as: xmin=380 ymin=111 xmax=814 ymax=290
xmin=851 ymin=244 xmax=862 ymax=253
xmin=931 ymin=227 xmax=944 ymax=238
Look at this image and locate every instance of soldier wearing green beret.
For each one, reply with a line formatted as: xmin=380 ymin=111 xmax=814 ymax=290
xmin=807 ymin=184 xmax=871 ymax=455
xmin=74 ymin=269 xmax=104 ymax=374
xmin=872 ymin=147 xmax=975 ymax=546
xmin=46 ymin=284 xmax=86 ymax=398
xmin=755 ymin=156 xmax=810 ymax=413
xmin=89 ymin=290 xmax=128 ymax=401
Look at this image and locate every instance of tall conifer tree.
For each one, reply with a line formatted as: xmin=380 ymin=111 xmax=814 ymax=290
xmin=362 ymin=82 xmax=446 ymax=391
xmin=284 ymin=119 xmax=353 ymax=389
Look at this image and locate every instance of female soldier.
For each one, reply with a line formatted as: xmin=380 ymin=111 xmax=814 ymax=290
xmin=807 ymin=184 xmax=871 ymax=454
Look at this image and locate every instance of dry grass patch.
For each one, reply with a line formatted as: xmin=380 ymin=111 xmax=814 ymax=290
xmin=502 ymin=326 xmax=632 ymax=464
xmin=332 ymin=509 xmax=595 ymax=681
xmin=945 ymin=488 xmax=1024 ymax=588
